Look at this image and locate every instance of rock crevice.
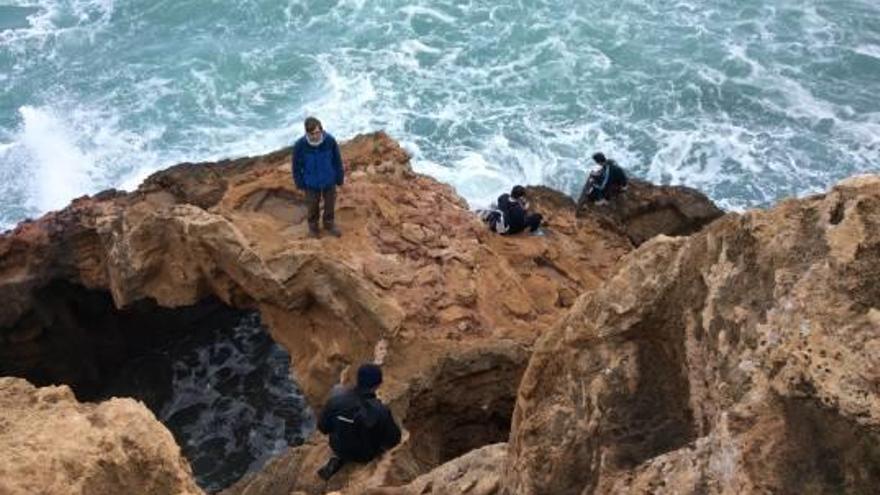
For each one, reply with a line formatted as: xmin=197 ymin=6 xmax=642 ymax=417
xmin=506 ymin=175 xmax=880 ymax=495
xmin=1 ymin=132 xmax=648 ymax=494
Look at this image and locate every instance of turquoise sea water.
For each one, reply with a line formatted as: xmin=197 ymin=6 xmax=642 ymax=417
xmin=1 ymin=0 xmax=879 ymax=229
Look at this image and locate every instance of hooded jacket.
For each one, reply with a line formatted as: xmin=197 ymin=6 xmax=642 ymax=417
xmin=497 ymin=193 xmax=529 ymax=234
xmin=292 ymin=133 xmax=344 ymax=190
xmin=590 ymin=160 xmax=628 ymax=193
xmin=318 ymin=386 xmax=401 ymax=463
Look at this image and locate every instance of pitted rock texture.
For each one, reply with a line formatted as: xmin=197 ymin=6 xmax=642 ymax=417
xmin=362 ymin=443 xmax=507 ymax=495
xmin=0 ymin=133 xmax=631 ymax=402
xmin=505 ymin=175 xmax=880 ymax=495
xmin=0 ymin=377 xmax=201 ymax=495
xmin=1 ymin=132 xmax=650 ymax=493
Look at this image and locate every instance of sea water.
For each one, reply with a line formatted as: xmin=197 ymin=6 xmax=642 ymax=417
xmin=2 ymin=1 xmax=879 ymax=489
xmin=1 ymin=0 xmax=878 ymax=229
xmin=158 ymin=312 xmax=313 ymax=492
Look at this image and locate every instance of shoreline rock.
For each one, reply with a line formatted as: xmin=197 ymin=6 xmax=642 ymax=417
xmin=576 ymin=177 xmax=725 ymax=246
xmin=0 ymin=132 xmax=642 ymax=493
xmin=505 ymin=174 xmax=880 ymax=494
xmin=6 ymin=133 xmax=870 ymax=495
xmin=0 ymin=377 xmax=201 ymax=495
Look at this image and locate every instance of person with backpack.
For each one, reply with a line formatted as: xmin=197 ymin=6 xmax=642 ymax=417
xmin=582 ymin=152 xmax=628 ymax=205
xmin=316 ymin=363 xmax=402 ymax=481
xmin=488 ymin=185 xmax=544 ymax=235
xmin=292 ymin=116 xmax=345 ymax=238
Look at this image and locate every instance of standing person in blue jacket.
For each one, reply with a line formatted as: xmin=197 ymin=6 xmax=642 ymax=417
xmin=292 ymin=116 xmax=345 ymax=238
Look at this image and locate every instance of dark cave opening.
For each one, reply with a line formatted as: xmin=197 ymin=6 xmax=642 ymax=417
xmin=0 ymin=280 xmax=313 ymax=492
xmin=403 ymin=354 xmax=525 ymax=475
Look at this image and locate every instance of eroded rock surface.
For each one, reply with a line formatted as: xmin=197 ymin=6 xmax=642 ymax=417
xmin=0 ymin=377 xmax=201 ymax=495
xmin=577 ymin=177 xmax=724 ymax=245
xmin=506 ymin=175 xmax=880 ymax=494
xmin=363 ymin=443 xmax=507 ymax=495
xmin=0 ymin=132 xmax=639 ymax=493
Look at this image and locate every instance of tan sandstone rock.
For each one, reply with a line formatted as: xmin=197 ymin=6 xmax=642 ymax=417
xmin=576 ymin=177 xmax=724 ymax=246
xmin=361 ymin=443 xmax=507 ymax=495
xmin=0 ymin=132 xmax=644 ymax=494
xmin=505 ymin=175 xmax=880 ymax=494
xmin=0 ymin=377 xmax=201 ymax=495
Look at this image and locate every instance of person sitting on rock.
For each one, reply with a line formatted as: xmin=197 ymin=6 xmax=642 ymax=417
xmin=582 ymin=152 xmax=628 ymax=205
xmin=478 ymin=185 xmax=544 ymax=236
xmin=497 ymin=185 xmax=544 ymax=235
xmin=317 ymin=363 xmax=402 ymax=481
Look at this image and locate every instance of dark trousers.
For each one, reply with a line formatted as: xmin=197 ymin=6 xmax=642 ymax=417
xmin=505 ymin=213 xmax=543 ymax=235
xmin=586 ymin=182 xmax=624 ymax=203
xmin=586 ymin=186 xmax=604 ymax=202
xmin=525 ymin=213 xmax=543 ymax=232
xmin=306 ymin=186 xmax=336 ymax=229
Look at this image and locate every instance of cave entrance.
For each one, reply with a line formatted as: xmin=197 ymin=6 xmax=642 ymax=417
xmin=0 ymin=280 xmax=313 ymax=493
xmin=403 ymin=351 xmax=526 ymax=474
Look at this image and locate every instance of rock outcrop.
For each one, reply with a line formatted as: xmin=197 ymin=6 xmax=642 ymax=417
xmin=506 ymin=175 xmax=880 ymax=494
xmin=577 ymin=178 xmax=724 ymax=245
xmin=365 ymin=443 xmax=507 ymax=495
xmin=6 ymin=129 xmax=877 ymax=495
xmin=0 ymin=132 xmax=642 ymax=493
xmin=0 ymin=377 xmax=201 ymax=495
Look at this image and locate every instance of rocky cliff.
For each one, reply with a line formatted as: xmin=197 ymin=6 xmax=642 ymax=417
xmin=506 ymin=174 xmax=880 ymax=494
xmin=2 ymin=132 xmax=871 ymax=495
xmin=0 ymin=377 xmax=201 ymax=495
xmin=0 ymin=132 xmax=641 ymax=494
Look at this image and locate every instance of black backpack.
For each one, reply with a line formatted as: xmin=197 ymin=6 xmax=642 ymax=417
xmin=332 ymin=397 xmax=382 ymax=462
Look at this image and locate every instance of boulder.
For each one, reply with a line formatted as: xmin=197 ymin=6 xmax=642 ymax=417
xmin=577 ymin=178 xmax=724 ymax=245
xmin=505 ymin=175 xmax=880 ymax=494
xmin=0 ymin=377 xmax=201 ymax=495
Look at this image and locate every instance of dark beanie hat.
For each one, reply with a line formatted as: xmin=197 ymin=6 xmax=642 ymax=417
xmin=357 ymin=363 xmax=383 ymax=389
xmin=511 ymin=185 xmax=526 ymax=198
xmin=592 ymin=152 xmax=606 ymax=163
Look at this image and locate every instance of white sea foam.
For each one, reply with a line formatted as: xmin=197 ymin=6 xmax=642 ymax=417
xmin=18 ymin=105 xmax=93 ymax=212
xmin=1 ymin=101 xmax=169 ymax=225
xmin=0 ymin=0 xmax=114 ymax=45
xmin=159 ymin=313 xmax=313 ymax=491
xmin=853 ymin=44 xmax=880 ymax=60
xmin=2 ymin=0 xmax=880 ymax=228
xmin=300 ymin=53 xmax=380 ymax=138
xmin=400 ymin=5 xmax=457 ymax=25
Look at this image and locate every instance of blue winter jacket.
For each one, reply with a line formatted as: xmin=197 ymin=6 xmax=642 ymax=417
xmin=292 ymin=133 xmax=344 ymax=191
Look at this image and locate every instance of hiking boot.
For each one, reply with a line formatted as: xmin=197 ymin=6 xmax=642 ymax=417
xmin=594 ymin=199 xmax=609 ymax=206
xmin=318 ymin=456 xmax=344 ymax=481
xmin=324 ymin=224 xmax=342 ymax=237
xmin=308 ymin=226 xmax=320 ymax=238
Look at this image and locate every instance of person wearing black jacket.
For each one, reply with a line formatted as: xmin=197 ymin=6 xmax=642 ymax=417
xmin=582 ymin=152 xmax=628 ymax=205
xmin=316 ymin=363 xmax=402 ymax=481
xmin=497 ymin=185 xmax=543 ymax=235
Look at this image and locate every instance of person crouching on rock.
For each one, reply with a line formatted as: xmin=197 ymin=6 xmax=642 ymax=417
xmin=495 ymin=185 xmax=544 ymax=235
xmin=582 ymin=152 xmax=628 ymax=206
xmin=317 ymin=363 xmax=402 ymax=481
xmin=292 ymin=116 xmax=345 ymax=238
